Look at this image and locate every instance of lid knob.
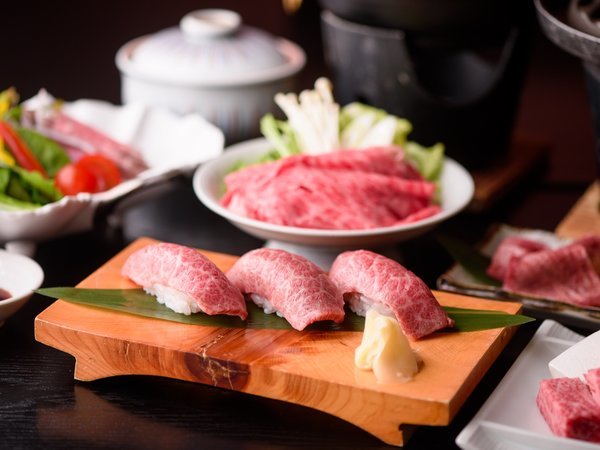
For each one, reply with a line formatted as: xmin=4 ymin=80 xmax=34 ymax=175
xmin=180 ymin=9 xmax=241 ymax=41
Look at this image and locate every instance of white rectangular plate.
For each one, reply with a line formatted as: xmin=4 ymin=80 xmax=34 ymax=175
xmin=455 ymin=320 xmax=600 ymax=450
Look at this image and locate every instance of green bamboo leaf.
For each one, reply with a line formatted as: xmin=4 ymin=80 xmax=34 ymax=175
xmin=437 ymin=234 xmax=502 ymax=286
xmin=36 ymin=287 xmax=361 ymax=331
xmin=444 ymin=307 xmax=534 ymax=331
xmin=36 ymin=288 xmax=533 ymax=333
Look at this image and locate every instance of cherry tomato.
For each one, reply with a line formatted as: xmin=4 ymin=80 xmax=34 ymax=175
xmin=76 ymin=154 xmax=122 ymax=191
xmin=54 ymin=163 xmax=98 ymax=195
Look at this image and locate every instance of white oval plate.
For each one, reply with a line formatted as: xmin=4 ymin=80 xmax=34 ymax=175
xmin=194 ymin=138 xmax=474 ymax=250
xmin=456 ymin=320 xmax=600 ymax=450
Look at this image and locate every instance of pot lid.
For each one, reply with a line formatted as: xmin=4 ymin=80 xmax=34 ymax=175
xmin=116 ymin=9 xmax=305 ymax=86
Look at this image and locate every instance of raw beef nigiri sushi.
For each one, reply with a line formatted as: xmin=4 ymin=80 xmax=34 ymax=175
xmin=329 ymin=250 xmax=454 ymax=339
xmin=226 ymin=248 xmax=345 ymax=331
xmin=121 ymin=243 xmax=247 ymax=320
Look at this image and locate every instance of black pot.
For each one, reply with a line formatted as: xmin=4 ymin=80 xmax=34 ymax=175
xmin=535 ymin=0 xmax=600 ymax=175
xmin=321 ymin=10 xmax=532 ymax=169
xmin=319 ymin=0 xmax=528 ymax=48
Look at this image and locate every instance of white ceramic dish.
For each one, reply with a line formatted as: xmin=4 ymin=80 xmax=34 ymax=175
xmin=548 ymin=328 xmax=600 ymax=379
xmin=116 ymin=10 xmax=305 ymax=143
xmin=193 ymin=138 xmax=474 ymax=268
xmin=456 ymin=320 xmax=600 ymax=450
xmin=0 ymin=249 xmax=44 ymax=327
xmin=0 ymin=98 xmax=224 ymax=248
xmin=437 ymin=224 xmax=600 ymax=330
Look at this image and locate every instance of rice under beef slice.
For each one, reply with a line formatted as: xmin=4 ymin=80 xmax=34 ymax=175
xmin=226 ymin=248 xmax=345 ymax=331
xmin=329 ymin=250 xmax=454 ymax=340
xmin=121 ymin=243 xmax=247 ymax=319
xmin=537 ymin=377 xmax=600 ymax=443
xmin=221 ymin=147 xmax=440 ymax=230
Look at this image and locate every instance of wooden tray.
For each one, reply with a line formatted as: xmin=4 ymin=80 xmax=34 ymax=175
xmin=555 ymin=181 xmax=600 ymax=238
xmin=34 ymin=238 xmax=522 ymax=447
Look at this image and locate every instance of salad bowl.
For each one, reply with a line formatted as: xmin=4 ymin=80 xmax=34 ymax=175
xmin=0 ymin=97 xmax=224 ymax=249
xmin=193 ymin=138 xmax=474 ymax=268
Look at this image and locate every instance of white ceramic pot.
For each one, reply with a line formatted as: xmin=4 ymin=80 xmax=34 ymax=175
xmin=116 ymin=9 xmax=306 ymax=143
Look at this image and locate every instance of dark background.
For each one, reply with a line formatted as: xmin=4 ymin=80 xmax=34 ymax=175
xmin=1 ymin=0 xmax=597 ymax=190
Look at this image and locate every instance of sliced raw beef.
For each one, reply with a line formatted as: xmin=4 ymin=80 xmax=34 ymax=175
xmin=221 ymin=157 xmax=282 ymax=197
xmin=221 ymin=147 xmax=439 ymax=230
xmin=503 ymin=244 xmax=600 ymax=307
xmin=226 ymin=248 xmax=345 ymax=331
xmin=282 ymin=146 xmax=424 ymax=180
xmin=576 ymin=235 xmax=600 ymax=275
xmin=122 ymin=243 xmax=247 ymax=319
xmin=397 ymin=205 xmax=443 ymax=224
xmin=486 ymin=236 xmax=548 ymax=281
xmin=223 ymin=147 xmax=420 ymax=196
xmin=329 ymin=250 xmax=454 ymax=339
xmin=585 ymin=368 xmax=600 ymax=406
xmin=52 ymin=111 xmax=148 ymax=178
xmin=537 ymin=377 xmax=600 ymax=442
xmin=223 ymin=165 xmax=436 ymax=230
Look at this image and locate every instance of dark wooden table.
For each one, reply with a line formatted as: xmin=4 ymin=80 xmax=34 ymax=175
xmin=1 ymin=1 xmax=598 ymax=448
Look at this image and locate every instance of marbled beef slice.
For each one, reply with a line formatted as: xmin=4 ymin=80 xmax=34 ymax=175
xmin=537 ymin=377 xmax=600 ymax=442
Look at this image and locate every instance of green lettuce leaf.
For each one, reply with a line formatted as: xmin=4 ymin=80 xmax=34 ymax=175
xmin=260 ymin=113 xmax=301 ymax=160
xmin=404 ymin=141 xmax=445 ymax=183
xmin=0 ymin=167 xmax=9 ymax=192
xmin=0 ymin=192 xmax=40 ymax=210
xmin=0 ymin=164 xmax=62 ymax=209
xmin=16 ymin=127 xmax=70 ymax=177
xmin=339 ymin=102 xmax=413 ymax=148
xmin=11 ymin=165 xmax=62 ymax=203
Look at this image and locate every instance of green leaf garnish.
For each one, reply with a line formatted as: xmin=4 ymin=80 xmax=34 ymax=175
xmin=16 ymin=127 xmax=70 ymax=177
xmin=36 ymin=287 xmax=532 ymax=333
xmin=443 ymin=306 xmax=534 ymax=331
xmin=437 ymin=234 xmax=502 ymax=286
xmin=36 ymin=287 xmax=359 ymax=331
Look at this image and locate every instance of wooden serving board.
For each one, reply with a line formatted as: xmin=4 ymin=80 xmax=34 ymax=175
xmin=555 ymin=181 xmax=600 ymax=238
xmin=34 ymin=238 xmax=522 ymax=447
